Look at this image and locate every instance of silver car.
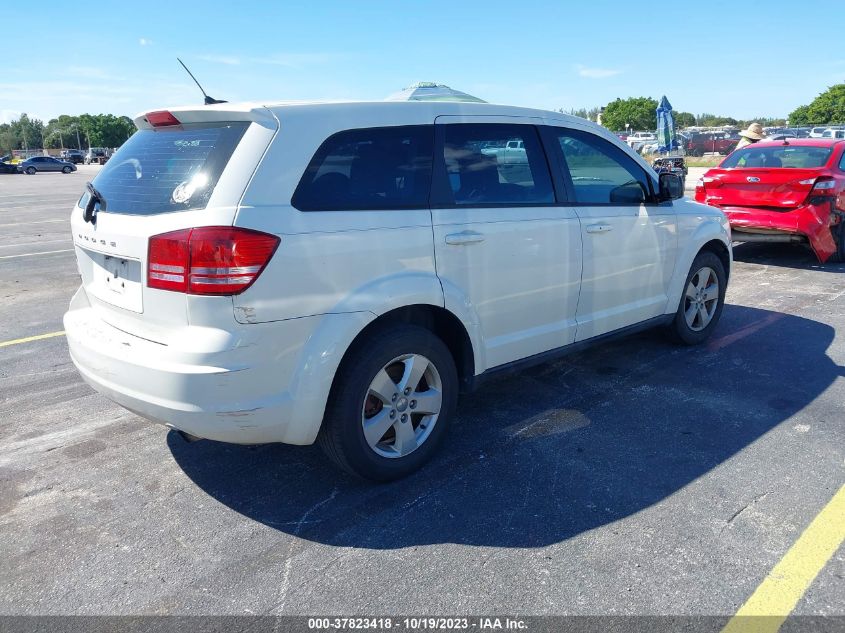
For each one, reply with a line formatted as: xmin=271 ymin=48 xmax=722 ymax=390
xmin=19 ymin=156 xmax=77 ymax=174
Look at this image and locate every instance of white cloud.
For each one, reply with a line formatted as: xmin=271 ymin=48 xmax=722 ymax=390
xmin=139 ymin=37 xmax=152 ymax=46
xmin=253 ymin=52 xmax=340 ymax=68
xmin=196 ymin=54 xmax=241 ymax=66
xmin=195 ymin=51 xmax=342 ymax=69
xmin=67 ymin=66 xmax=114 ymax=80
xmin=575 ymin=64 xmax=622 ymax=79
xmin=1 ymin=109 xmax=23 ymax=125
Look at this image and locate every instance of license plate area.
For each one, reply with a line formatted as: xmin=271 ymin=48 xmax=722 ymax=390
xmin=87 ymin=250 xmax=144 ymax=313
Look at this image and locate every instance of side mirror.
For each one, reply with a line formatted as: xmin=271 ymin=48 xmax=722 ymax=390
xmin=658 ymin=172 xmax=684 ymax=201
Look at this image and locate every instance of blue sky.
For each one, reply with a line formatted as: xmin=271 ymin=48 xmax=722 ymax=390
xmin=3 ymin=0 xmax=843 ymax=124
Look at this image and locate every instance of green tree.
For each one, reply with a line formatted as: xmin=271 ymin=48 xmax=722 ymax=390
xmin=804 ymin=84 xmax=845 ymax=124
xmin=0 ymin=123 xmax=18 ymax=153
xmin=697 ymin=113 xmax=738 ymax=127
xmin=77 ymin=114 xmax=136 ymax=147
xmin=602 ymin=97 xmax=658 ymax=132
xmin=788 ymin=84 xmax=845 ymax=125
xmin=9 ymin=113 xmax=44 ymax=150
xmin=558 ymin=106 xmax=602 ymax=122
xmin=675 ymin=111 xmax=695 ymax=128
xmin=788 ymin=105 xmax=811 ymax=126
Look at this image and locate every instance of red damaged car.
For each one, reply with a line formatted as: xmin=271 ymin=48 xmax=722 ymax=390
xmin=695 ymin=139 xmax=845 ymax=262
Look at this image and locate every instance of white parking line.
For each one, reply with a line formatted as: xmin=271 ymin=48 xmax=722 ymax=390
xmin=0 ymin=219 xmax=67 ymax=228
xmin=0 ymin=239 xmax=71 ymax=250
xmin=0 ymin=249 xmax=74 ymax=260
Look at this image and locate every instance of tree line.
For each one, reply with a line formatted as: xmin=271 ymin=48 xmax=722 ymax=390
xmin=562 ymin=86 xmax=844 ymax=132
xmin=0 ymin=113 xmax=136 ymax=153
xmin=788 ymin=84 xmax=845 ymax=126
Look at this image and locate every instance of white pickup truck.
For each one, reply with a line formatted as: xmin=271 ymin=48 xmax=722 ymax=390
xmin=626 ymin=132 xmax=657 ymax=153
xmin=480 ymin=139 xmax=532 ymax=183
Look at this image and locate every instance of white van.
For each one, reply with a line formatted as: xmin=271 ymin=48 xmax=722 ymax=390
xmin=64 ymin=101 xmax=731 ymax=480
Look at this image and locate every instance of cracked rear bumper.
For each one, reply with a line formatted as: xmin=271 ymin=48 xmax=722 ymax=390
xmin=723 ymin=202 xmax=839 ymax=262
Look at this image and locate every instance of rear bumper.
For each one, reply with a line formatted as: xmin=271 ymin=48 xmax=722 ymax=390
xmin=63 ymin=288 xmax=332 ymax=445
xmin=723 ymin=202 xmax=838 ymax=262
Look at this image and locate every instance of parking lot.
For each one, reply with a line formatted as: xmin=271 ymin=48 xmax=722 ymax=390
xmin=0 ymin=169 xmax=843 ymax=618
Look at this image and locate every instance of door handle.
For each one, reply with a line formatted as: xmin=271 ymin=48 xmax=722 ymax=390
xmin=445 ymin=231 xmax=485 ymax=245
xmin=585 ymin=223 xmax=613 ymax=234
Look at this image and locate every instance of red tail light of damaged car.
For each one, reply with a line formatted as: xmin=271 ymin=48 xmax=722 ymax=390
xmin=148 ymin=227 xmax=280 ymax=295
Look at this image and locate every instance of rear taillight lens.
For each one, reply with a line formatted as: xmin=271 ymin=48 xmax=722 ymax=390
xmin=148 ymin=229 xmax=191 ymax=292
xmin=800 ymin=177 xmax=837 ymax=205
xmin=694 ymin=178 xmax=705 ymax=202
xmin=809 ymin=178 xmax=836 ymax=194
xmin=148 ymin=227 xmax=280 ymax=295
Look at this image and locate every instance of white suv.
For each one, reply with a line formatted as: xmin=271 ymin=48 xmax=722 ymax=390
xmin=64 ymin=101 xmax=731 ymax=480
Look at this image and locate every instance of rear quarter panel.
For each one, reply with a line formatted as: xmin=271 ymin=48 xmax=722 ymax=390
xmin=232 ymin=104 xmax=445 ymax=324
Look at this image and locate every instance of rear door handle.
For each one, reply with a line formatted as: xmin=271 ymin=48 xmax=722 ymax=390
xmin=585 ymin=223 xmax=613 ymax=234
xmin=445 ymin=231 xmax=486 ymax=245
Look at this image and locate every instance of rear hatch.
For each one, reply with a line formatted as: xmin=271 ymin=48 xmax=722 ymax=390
xmin=700 ymin=144 xmax=834 ymax=210
xmin=70 ymin=105 xmax=278 ymax=344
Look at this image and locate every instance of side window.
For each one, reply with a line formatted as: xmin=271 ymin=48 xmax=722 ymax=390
xmin=437 ymin=124 xmax=554 ymax=206
xmin=552 ymin=129 xmax=652 ymax=205
xmin=839 ymin=150 xmax=845 ymax=171
xmin=292 ymin=125 xmax=433 ymax=211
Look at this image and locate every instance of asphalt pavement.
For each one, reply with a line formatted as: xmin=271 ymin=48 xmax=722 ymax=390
xmin=0 ymin=168 xmax=842 ymax=616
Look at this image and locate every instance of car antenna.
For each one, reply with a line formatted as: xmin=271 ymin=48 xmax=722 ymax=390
xmin=177 ymin=58 xmax=227 ymax=105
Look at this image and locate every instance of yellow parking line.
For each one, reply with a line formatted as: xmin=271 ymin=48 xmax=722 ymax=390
xmin=721 ymin=484 xmax=845 ymax=633
xmin=0 ymin=331 xmax=66 ymax=349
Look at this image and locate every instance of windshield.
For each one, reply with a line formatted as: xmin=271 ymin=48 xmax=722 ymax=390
xmin=82 ymin=122 xmax=248 ymax=215
xmin=721 ymin=145 xmax=833 ymax=169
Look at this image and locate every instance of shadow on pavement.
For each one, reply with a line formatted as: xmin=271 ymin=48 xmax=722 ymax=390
xmin=169 ymin=305 xmax=843 ymax=549
xmin=732 ymin=242 xmax=844 ymax=272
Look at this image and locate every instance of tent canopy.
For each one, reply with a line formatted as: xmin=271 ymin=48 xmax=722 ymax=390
xmin=656 ymin=95 xmax=677 ymax=153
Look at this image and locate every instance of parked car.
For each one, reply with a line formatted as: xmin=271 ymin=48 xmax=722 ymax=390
xmin=0 ymin=159 xmax=19 ymax=174
xmin=809 ymin=127 xmax=828 ymax=138
xmin=61 ymin=149 xmax=86 ymax=164
xmin=684 ymin=132 xmax=739 ymax=156
xmin=695 ymin=139 xmax=845 ymax=262
xmin=821 ymin=129 xmax=845 ymax=140
xmin=766 ymin=134 xmax=799 ymax=142
xmin=18 ymin=156 xmax=77 ymax=174
xmin=652 ymin=156 xmax=688 ymax=188
xmin=626 ymin=131 xmax=657 ymax=152
xmin=64 ymin=101 xmax=731 ymax=480
xmin=84 ymin=148 xmax=110 ymax=164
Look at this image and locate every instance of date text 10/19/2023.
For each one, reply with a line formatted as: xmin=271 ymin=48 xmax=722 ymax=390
xmin=307 ymin=617 xmax=529 ymax=630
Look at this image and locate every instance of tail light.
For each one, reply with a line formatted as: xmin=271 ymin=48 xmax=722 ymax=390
xmin=800 ymin=177 xmax=837 ymax=205
xmin=148 ymin=227 xmax=280 ymax=295
xmin=694 ymin=176 xmax=719 ymax=203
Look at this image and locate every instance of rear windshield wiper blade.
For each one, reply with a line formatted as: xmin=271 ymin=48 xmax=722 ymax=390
xmin=84 ymin=181 xmax=106 ymax=223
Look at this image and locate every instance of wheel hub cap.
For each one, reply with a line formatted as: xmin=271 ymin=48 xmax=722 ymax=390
xmin=361 ymin=353 xmax=443 ymax=459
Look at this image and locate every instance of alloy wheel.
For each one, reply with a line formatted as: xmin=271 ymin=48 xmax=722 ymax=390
xmin=361 ymin=354 xmax=443 ymax=458
xmin=684 ymin=266 xmax=719 ymax=332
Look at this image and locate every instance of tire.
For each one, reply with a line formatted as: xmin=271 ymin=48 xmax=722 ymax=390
xmin=25 ymin=166 xmax=36 ymax=175
xmin=669 ymin=250 xmax=727 ymax=345
xmin=62 ymin=166 xmax=72 ymax=174
xmin=318 ymin=324 xmax=458 ymax=481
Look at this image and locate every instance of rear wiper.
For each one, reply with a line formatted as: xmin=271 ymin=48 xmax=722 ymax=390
xmin=83 ymin=181 xmax=106 ymax=224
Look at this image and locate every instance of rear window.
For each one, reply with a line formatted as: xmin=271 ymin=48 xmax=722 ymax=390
xmin=292 ymin=125 xmax=433 ymax=211
xmin=82 ymin=122 xmax=248 ymax=215
xmin=721 ymin=146 xmax=833 ymax=169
